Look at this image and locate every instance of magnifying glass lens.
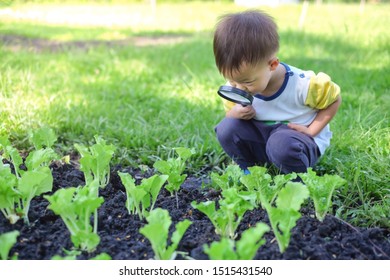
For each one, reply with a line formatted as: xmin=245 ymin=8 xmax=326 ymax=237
xmin=217 ymin=86 xmax=253 ymax=106
xmin=218 ymin=90 xmax=251 ymax=103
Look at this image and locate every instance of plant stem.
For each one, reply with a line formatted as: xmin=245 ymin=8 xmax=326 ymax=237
xmin=93 ymin=209 xmax=98 ymax=234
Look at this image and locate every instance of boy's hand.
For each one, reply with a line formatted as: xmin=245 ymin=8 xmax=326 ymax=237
xmin=288 ymin=123 xmax=314 ymax=137
xmin=226 ymin=104 xmax=256 ymax=120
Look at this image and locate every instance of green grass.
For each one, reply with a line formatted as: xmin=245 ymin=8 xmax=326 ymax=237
xmin=0 ymin=1 xmax=389 ymax=228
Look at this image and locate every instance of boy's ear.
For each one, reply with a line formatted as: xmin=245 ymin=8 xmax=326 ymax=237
xmin=269 ymin=57 xmax=280 ymax=71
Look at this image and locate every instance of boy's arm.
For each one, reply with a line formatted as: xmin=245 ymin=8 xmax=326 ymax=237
xmin=288 ymin=95 xmax=341 ymax=137
xmin=289 ymin=72 xmax=341 ymax=137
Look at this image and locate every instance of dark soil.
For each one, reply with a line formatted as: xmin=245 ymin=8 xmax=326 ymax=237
xmin=1 ymin=162 xmax=389 ymax=260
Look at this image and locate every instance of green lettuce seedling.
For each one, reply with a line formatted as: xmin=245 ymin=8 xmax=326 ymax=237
xmin=240 ymin=166 xmax=298 ymax=208
xmin=191 ymin=188 xmax=256 ymax=239
xmin=203 ymin=222 xmax=270 ymax=260
xmin=0 ymin=129 xmax=57 ymax=224
xmin=118 ymin=172 xmax=168 ymax=220
xmin=45 ymin=180 xmax=104 ymax=252
xmin=139 ymin=208 xmax=192 ymax=260
xmin=299 ymin=168 xmax=346 ymax=222
xmin=26 ymin=127 xmax=59 ymax=171
xmin=20 ymin=129 xmax=58 ymax=224
xmin=0 ymin=130 xmax=57 ymax=179
xmin=265 ymin=182 xmax=309 ymax=253
xmin=240 ymin=166 xmax=273 ymax=206
xmin=74 ymin=136 xmax=114 ymax=233
xmin=0 ymin=136 xmax=23 ymax=179
xmin=210 ymin=164 xmax=245 ymax=191
xmin=153 ymin=147 xmax=195 ymax=207
xmin=18 ymin=166 xmax=53 ymax=224
xmin=74 ymin=136 xmax=115 ymax=190
xmin=0 ymin=160 xmax=20 ymax=224
xmin=29 ymin=127 xmax=57 ymax=150
xmin=0 ymin=230 xmax=19 ymax=260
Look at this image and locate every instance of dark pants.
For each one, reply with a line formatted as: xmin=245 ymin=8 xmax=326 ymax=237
xmin=215 ymin=118 xmax=320 ymax=174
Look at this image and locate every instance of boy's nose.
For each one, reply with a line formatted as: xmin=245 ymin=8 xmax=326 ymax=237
xmin=235 ymin=84 xmax=248 ymax=92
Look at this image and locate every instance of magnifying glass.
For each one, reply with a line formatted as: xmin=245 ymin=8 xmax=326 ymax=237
xmin=217 ymin=85 xmax=253 ymax=106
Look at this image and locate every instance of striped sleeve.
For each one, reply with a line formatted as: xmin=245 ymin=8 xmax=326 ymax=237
xmin=305 ymin=72 xmax=340 ymax=109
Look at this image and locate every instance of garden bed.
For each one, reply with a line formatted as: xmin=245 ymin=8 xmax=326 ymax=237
xmin=1 ymin=162 xmax=389 ymax=260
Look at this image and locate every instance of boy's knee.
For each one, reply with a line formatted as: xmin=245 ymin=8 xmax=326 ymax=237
xmin=266 ymin=130 xmax=314 ymax=173
xmin=267 ymin=139 xmax=305 ymax=164
xmin=215 ymin=118 xmax=243 ymax=143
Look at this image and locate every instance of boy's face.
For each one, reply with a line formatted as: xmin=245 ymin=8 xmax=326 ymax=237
xmin=224 ymin=58 xmax=277 ymax=95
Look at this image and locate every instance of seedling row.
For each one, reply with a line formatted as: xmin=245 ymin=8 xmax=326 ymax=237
xmin=0 ymin=128 xmax=346 ymax=260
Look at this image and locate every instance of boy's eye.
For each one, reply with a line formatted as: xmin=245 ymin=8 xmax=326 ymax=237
xmin=244 ymin=79 xmax=256 ymax=85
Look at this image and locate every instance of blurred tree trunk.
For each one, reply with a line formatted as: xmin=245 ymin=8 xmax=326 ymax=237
xmin=360 ymin=0 xmax=366 ymax=14
xmin=298 ymin=0 xmax=309 ymax=29
xmin=150 ymin=0 xmax=157 ymax=18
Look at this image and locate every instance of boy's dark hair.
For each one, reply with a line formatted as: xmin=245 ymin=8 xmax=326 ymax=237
xmin=213 ymin=10 xmax=279 ymax=77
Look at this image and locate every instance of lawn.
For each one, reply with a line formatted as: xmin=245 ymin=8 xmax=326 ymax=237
xmin=0 ymin=1 xmax=389 ymax=229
